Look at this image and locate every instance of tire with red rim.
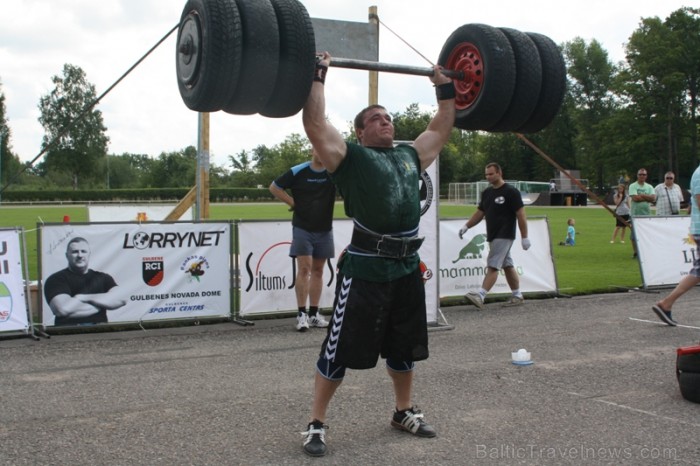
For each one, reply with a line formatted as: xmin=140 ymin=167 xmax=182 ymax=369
xmin=438 ymin=24 xmax=515 ymax=131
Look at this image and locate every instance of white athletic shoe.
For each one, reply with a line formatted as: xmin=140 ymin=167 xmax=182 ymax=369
xmin=503 ymin=296 xmax=524 ymax=307
xmin=464 ymin=291 xmax=484 ymax=310
xmin=309 ymin=314 xmax=329 ymax=328
xmin=296 ymin=313 xmax=310 ymax=332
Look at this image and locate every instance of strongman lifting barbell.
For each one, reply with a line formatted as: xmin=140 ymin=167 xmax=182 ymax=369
xmin=176 ymin=0 xmax=566 ymax=132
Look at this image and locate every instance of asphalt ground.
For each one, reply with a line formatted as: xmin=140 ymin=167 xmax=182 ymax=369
xmin=2 ymin=288 xmax=700 ymax=465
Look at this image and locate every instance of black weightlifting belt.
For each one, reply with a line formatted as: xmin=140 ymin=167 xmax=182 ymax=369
xmin=350 ymin=226 xmax=424 ymax=259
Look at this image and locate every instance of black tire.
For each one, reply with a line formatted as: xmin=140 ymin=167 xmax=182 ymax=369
xmin=176 ymin=0 xmax=243 ymax=112
xmin=677 ymin=352 xmax=700 ymax=373
xmin=259 ymin=0 xmax=316 ymax=118
xmin=487 ymin=28 xmax=542 ymax=132
xmin=437 ymin=24 xmax=515 ymax=131
xmin=677 ymin=371 xmax=700 ymax=403
xmin=222 ymin=0 xmax=280 ymax=115
xmin=516 ymin=32 xmax=566 ymax=133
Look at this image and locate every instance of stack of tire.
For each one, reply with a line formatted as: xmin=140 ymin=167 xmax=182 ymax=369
xmin=176 ymin=0 xmax=316 ymax=118
xmin=676 ymin=345 xmax=700 ymax=403
xmin=176 ymin=0 xmax=566 ymax=133
xmin=439 ymin=25 xmax=566 ymax=133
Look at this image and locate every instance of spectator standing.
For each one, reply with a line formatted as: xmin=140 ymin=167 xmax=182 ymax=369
xmin=610 ymin=184 xmax=631 ymax=244
xmin=654 ymin=171 xmax=683 ymax=216
xmin=269 ymin=149 xmax=335 ymax=331
xmin=628 ymin=168 xmax=656 ymax=258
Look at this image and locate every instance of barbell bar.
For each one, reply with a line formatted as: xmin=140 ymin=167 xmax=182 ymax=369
xmin=175 ymin=48 xmax=466 ymax=81
xmin=328 ymin=57 xmax=466 ymax=81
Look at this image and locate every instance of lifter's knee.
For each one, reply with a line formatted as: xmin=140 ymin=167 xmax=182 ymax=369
xmin=316 ymin=356 xmax=346 ymax=381
xmin=386 ymin=359 xmax=415 ymax=373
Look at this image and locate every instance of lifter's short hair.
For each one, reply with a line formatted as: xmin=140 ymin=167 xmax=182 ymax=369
xmin=354 ymin=104 xmax=387 ymax=130
xmin=485 ymin=162 xmax=502 ymax=173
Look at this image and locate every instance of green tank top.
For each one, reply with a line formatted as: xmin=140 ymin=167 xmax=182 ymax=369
xmin=331 ymin=142 xmax=421 ymax=282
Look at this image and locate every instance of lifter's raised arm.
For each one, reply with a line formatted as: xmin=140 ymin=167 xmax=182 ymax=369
xmin=302 ymin=52 xmax=347 ymax=173
xmin=412 ymin=66 xmax=456 ymax=171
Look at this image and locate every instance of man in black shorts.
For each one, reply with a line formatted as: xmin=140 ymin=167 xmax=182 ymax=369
xmin=44 ymin=236 xmax=126 ymax=326
xmin=299 ymin=51 xmax=455 ymax=457
xmin=458 ymin=163 xmax=531 ymax=308
xmin=270 ymin=149 xmax=335 ymax=331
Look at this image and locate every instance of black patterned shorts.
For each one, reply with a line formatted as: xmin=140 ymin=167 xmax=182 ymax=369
xmin=319 ymin=268 xmax=429 ymax=369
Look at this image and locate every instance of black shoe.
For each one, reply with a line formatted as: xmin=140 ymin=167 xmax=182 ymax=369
xmin=391 ymin=407 xmax=436 ymax=438
xmin=302 ymin=420 xmax=327 ymax=457
xmin=652 ymin=304 xmax=677 ymax=326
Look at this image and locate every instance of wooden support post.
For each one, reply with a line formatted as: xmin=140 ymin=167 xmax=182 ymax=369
xmin=368 ymin=6 xmax=379 ymax=106
xmin=165 ymin=186 xmax=197 ymax=221
xmin=197 ymin=112 xmax=210 ymax=220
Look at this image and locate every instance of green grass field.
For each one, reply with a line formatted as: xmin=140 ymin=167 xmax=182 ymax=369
xmin=0 ymin=202 xmax=643 ymax=294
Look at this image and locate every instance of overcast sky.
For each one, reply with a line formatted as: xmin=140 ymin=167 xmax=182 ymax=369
xmin=0 ymin=0 xmax=692 ymax=169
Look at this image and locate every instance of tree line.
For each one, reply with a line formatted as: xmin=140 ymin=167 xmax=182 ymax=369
xmin=0 ymin=7 xmax=697 ymax=194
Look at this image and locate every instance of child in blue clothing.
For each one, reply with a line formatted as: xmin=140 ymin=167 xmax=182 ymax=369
xmin=559 ymin=218 xmax=576 ymax=246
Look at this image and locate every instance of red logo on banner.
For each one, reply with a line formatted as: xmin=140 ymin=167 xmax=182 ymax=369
xmin=142 ymin=257 xmax=164 ymax=286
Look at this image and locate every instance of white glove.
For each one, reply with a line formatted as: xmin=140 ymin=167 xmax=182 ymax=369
xmin=458 ymin=224 xmax=469 ymax=240
xmin=522 ymin=238 xmax=531 ymax=250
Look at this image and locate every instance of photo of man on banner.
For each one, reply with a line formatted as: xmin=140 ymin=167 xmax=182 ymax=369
xmin=43 ymin=236 xmax=126 ymax=326
xmin=41 ymin=223 xmax=232 ymax=327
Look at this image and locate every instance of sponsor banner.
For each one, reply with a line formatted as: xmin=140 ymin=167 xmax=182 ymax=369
xmin=239 ymin=220 xmax=351 ymax=316
xmin=634 ymin=216 xmax=694 ymax=287
xmin=439 ymin=218 xmax=557 ymax=298
xmin=88 ymin=205 xmax=194 ymax=222
xmin=0 ymin=229 xmax=30 ymax=332
xmin=40 ymin=223 xmax=230 ymax=327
